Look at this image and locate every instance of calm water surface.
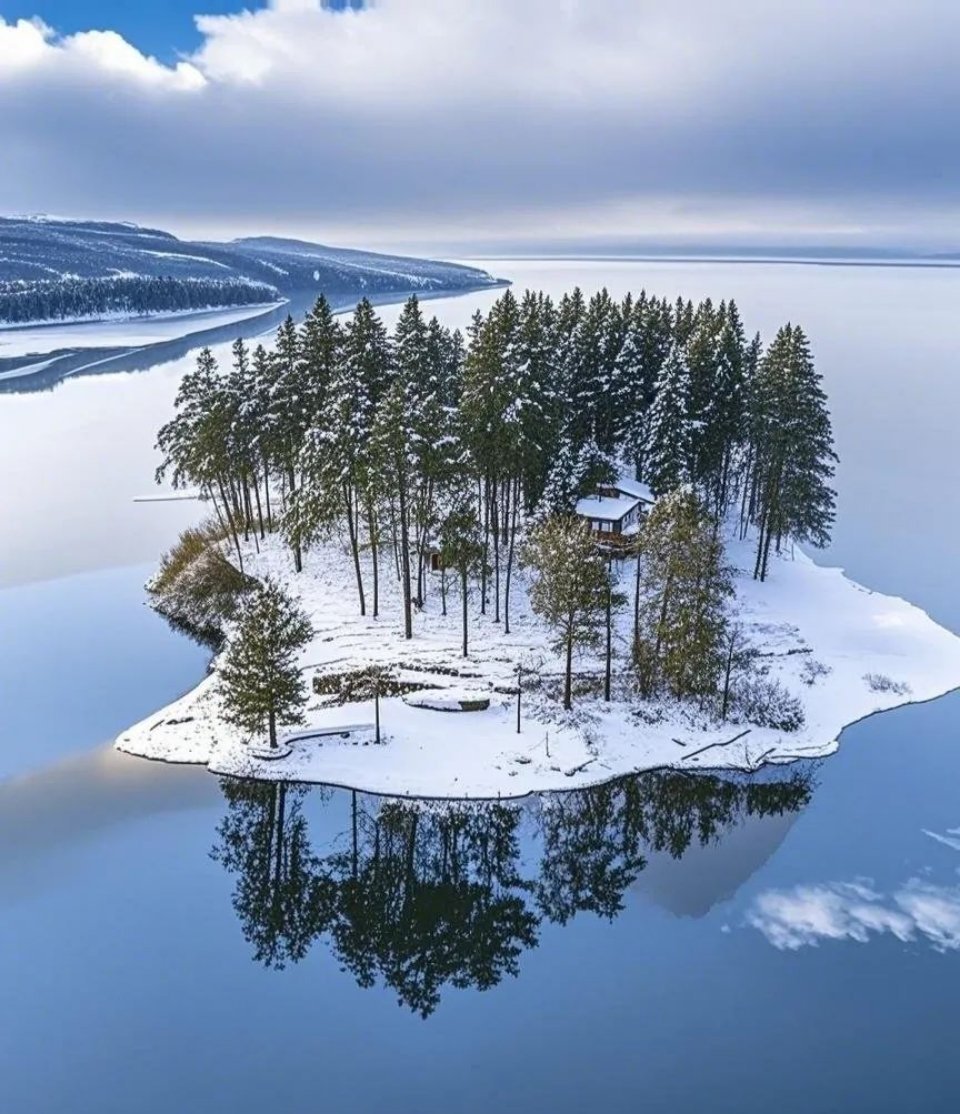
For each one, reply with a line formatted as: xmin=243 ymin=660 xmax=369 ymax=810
xmin=1 ymin=260 xmax=959 ymax=1113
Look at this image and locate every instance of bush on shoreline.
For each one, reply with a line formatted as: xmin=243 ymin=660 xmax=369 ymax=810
xmin=150 ymin=521 xmax=256 ymax=646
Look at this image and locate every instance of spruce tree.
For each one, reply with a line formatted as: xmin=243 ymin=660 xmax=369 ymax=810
xmin=633 ymin=489 xmax=732 ymax=700
xmin=218 ymin=578 xmax=314 ymax=750
xmin=521 ymin=516 xmax=613 ymax=709
xmin=642 ymin=342 xmax=692 ymax=495
xmin=748 ymin=325 xmax=837 ymax=580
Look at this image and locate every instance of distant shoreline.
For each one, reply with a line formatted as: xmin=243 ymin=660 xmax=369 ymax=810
xmin=0 ymin=279 xmax=507 ymax=393
xmin=0 ymin=299 xmax=287 ymax=335
xmin=464 ymin=253 xmax=960 ymax=271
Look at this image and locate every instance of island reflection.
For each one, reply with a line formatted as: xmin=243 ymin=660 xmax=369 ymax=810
xmin=212 ymin=767 xmax=815 ymax=1016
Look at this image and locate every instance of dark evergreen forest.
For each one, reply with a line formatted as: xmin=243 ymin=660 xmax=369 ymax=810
xmin=0 ymin=274 xmax=278 ymax=325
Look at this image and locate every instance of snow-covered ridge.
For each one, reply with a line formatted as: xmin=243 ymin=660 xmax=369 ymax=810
xmin=116 ymin=532 xmax=960 ymax=800
xmin=0 ymin=215 xmax=501 ymax=314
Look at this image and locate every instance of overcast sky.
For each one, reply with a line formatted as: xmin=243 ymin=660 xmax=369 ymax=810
xmin=0 ymin=0 xmax=957 ymax=253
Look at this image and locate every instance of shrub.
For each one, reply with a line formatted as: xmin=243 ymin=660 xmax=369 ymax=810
xmin=152 ymin=520 xmax=230 ymax=594
xmin=150 ymin=521 xmax=254 ymax=645
xmin=313 ymin=667 xmax=425 ymax=704
xmin=863 ymin=673 xmax=911 ymax=696
xmin=800 ymin=658 xmax=832 ymax=686
xmin=729 ymin=675 xmax=805 ymax=732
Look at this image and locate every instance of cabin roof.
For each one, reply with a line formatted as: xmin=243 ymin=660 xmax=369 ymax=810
xmin=612 ymin=475 xmax=655 ymax=503
xmin=575 ymin=494 xmax=642 ymax=522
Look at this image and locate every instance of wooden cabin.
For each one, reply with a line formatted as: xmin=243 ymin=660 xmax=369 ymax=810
xmin=575 ymin=477 xmax=655 ymax=547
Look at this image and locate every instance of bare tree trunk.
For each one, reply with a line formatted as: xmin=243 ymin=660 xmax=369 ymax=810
xmin=252 ymin=470 xmax=266 ymax=541
xmin=398 ymin=478 xmax=413 ymax=639
xmin=243 ymin=477 xmax=259 ymax=554
xmin=563 ymin=632 xmax=573 ymax=710
xmin=262 ymin=459 xmax=273 ymax=531
xmin=215 ymin=476 xmax=245 ymax=574
xmin=492 ymin=477 xmax=501 ymax=623
xmin=461 ymin=568 xmax=469 ymax=657
xmin=760 ymin=518 xmax=775 ymax=582
xmin=754 ymin=496 xmax=773 ymax=581
xmin=287 ymin=466 xmax=302 ymax=572
xmin=366 ymin=498 xmax=379 ymax=619
xmin=344 ymin=483 xmax=366 ymax=615
xmin=389 ymin=496 xmax=401 ymax=581
xmin=480 ymin=475 xmax=489 ymax=615
xmin=504 ymin=476 xmax=520 ymax=635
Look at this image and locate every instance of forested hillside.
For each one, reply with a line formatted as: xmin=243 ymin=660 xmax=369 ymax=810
xmin=0 ymin=275 xmax=278 ymax=325
xmin=0 ymin=216 xmax=498 ymax=325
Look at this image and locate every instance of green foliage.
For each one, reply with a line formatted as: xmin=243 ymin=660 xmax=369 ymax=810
xmin=151 ymin=520 xmax=254 ymax=645
xmin=153 ymin=520 xmax=230 ymax=593
xmin=746 ymin=324 xmax=837 ymax=580
xmin=633 ymin=488 xmax=733 ymax=701
xmin=522 ymin=515 xmax=615 ymax=708
xmin=153 ymin=282 xmax=838 ymax=717
xmin=218 ymin=578 xmax=314 ymax=749
xmin=439 ymin=499 xmax=485 ymax=654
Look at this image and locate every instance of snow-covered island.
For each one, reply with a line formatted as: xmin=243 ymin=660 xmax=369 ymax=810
xmin=117 ymin=287 xmax=960 ymax=798
xmin=118 ymin=528 xmax=960 ymax=798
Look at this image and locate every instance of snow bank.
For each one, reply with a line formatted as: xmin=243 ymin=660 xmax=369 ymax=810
xmin=116 ymin=532 xmax=960 ymax=800
xmin=402 ymin=688 xmax=500 ymax=711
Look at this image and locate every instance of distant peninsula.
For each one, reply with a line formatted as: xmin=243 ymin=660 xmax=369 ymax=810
xmin=0 ymin=215 xmax=499 ymax=324
xmin=0 ymin=215 xmax=501 ymax=389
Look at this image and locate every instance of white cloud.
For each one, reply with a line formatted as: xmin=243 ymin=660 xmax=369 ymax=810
xmin=747 ymin=877 xmax=960 ymax=953
xmin=0 ymin=17 xmax=203 ymax=90
xmin=0 ymin=1 xmax=958 ymax=246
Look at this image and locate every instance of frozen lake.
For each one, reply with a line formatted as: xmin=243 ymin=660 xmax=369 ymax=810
xmin=0 ymin=302 xmax=285 ymax=360
xmin=2 ymin=258 xmax=960 ymax=1113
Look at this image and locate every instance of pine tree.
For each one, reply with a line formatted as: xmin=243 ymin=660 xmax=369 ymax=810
xmin=538 ymin=422 xmax=582 ymax=516
xmin=642 ymin=342 xmax=692 ymax=495
xmin=156 ymin=346 xmax=246 ymax=570
xmin=521 ymin=516 xmax=613 ymax=709
xmin=266 ymin=315 xmax=308 ymax=570
xmin=461 ymin=289 xmax=522 ymax=622
xmin=218 ymin=578 xmax=314 ymax=750
xmin=372 ymin=299 xmax=422 ymax=638
xmin=633 ymin=489 xmax=733 ymax=700
xmin=515 ymin=290 xmax=559 ymax=509
xmin=748 ymin=325 xmax=837 ymax=581
xmin=299 ymin=294 xmax=341 ymax=420
xmin=324 ymin=298 xmax=393 ymax=613
xmin=439 ymin=500 xmax=485 ymax=657
xmin=697 ymin=300 xmax=747 ymax=516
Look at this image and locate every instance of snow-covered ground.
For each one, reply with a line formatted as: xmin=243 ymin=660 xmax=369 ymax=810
xmin=0 ymin=302 xmax=285 ymax=360
xmin=116 ymin=532 xmax=960 ymax=800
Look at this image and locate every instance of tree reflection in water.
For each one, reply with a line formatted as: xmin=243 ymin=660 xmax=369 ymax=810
xmin=211 ymin=767 xmax=814 ymax=1015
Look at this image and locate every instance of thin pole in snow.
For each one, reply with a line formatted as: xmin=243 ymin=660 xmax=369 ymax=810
xmin=516 ymin=664 xmax=522 ymax=734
